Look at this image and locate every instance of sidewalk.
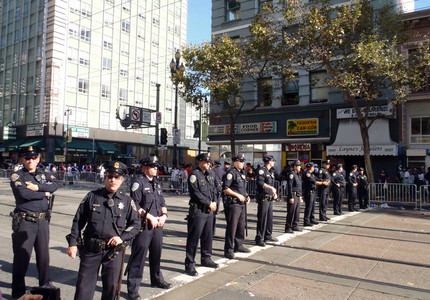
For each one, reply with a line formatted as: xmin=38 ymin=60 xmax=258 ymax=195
xmin=155 ymin=209 xmax=430 ymax=300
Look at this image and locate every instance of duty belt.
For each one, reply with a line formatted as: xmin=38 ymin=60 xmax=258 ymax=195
xmin=84 ymin=237 xmax=109 ymax=253
xmin=293 ymin=192 xmax=301 ymax=197
xmin=17 ymin=211 xmax=49 ymax=222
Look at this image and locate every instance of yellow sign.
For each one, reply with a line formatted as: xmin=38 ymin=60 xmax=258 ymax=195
xmin=287 ymin=119 xmax=318 ymax=136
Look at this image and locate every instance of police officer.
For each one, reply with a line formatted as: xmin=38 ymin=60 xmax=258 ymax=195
xmin=127 ymin=156 xmax=171 ymax=300
xmin=318 ymin=160 xmax=331 ymax=221
xmin=255 ymin=155 xmax=278 ymax=246
xmin=9 ymin=146 xmax=60 ymax=299
xmin=302 ymin=162 xmax=320 ymax=227
xmin=357 ymin=167 xmax=370 ymax=209
xmin=223 ymin=153 xmax=250 ymax=259
xmin=66 ymin=161 xmax=140 ymax=300
xmin=331 ymin=163 xmax=346 ymax=215
xmin=211 ymin=160 xmax=225 ymax=233
xmin=285 ymin=160 xmax=303 ymax=233
xmin=185 ymin=153 xmax=219 ymax=276
xmin=347 ymin=165 xmax=359 ymax=211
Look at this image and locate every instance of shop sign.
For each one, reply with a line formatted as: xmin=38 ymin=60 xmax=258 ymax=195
xmin=26 ymin=124 xmax=44 ymax=137
xmin=286 ymin=143 xmax=311 ymax=152
xmin=3 ymin=126 xmax=16 ymax=140
xmin=326 ymin=145 xmax=398 ymax=156
xmin=55 ymin=155 xmax=66 ymax=162
xmin=287 ymin=119 xmax=318 ymax=136
xmin=336 ymin=105 xmax=394 ymax=119
xmin=209 ymin=122 xmax=277 ymax=136
xmin=208 ymin=125 xmax=227 ymax=135
xmin=70 ymin=127 xmax=89 ymax=138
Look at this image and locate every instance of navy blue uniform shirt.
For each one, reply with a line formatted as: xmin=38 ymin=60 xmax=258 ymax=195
xmin=256 ymin=166 xmax=275 ymax=196
xmin=287 ymin=170 xmax=302 ymax=199
xmin=223 ymin=167 xmax=247 ymax=196
xmin=130 ymin=175 xmax=166 ymax=217
xmin=189 ymin=167 xmax=216 ymax=207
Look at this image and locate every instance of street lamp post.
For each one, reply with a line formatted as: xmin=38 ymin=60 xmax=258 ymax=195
xmin=63 ymin=107 xmax=72 ymax=161
xmin=198 ymin=97 xmax=208 ymax=154
xmin=170 ymin=50 xmax=185 ymax=168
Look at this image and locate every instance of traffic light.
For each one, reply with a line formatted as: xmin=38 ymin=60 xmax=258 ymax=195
xmin=160 ymin=128 xmax=168 ymax=145
xmin=63 ymin=128 xmax=72 ymax=143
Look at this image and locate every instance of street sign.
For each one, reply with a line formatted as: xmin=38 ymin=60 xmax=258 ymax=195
xmin=141 ymin=111 xmax=151 ymax=124
xmin=173 ymin=129 xmax=181 ymax=144
xmin=131 ymin=109 xmax=141 ymax=122
xmin=156 ymin=112 xmax=162 ymax=124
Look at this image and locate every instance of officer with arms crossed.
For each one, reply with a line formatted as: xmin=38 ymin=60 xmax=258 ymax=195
xmin=332 ymin=163 xmax=346 ymax=215
xmin=185 ymin=153 xmax=219 ymax=276
xmin=255 ymin=155 xmax=278 ymax=246
xmin=302 ymin=162 xmax=322 ymax=227
xmin=10 ymin=146 xmax=60 ymax=299
xmin=66 ymin=161 xmax=140 ymax=300
xmin=285 ymin=160 xmax=303 ymax=233
xmin=347 ymin=165 xmax=359 ymax=211
xmin=223 ymin=153 xmax=251 ymax=259
xmin=318 ymin=160 xmax=331 ymax=221
xmin=126 ymin=155 xmax=171 ymax=300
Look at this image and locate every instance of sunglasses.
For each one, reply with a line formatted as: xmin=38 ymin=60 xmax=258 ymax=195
xmin=24 ymin=157 xmax=38 ymax=161
xmin=107 ymin=174 xmax=122 ymax=180
xmin=147 ymin=164 xmax=158 ymax=168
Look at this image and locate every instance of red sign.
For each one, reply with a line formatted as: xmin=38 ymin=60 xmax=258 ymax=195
xmin=286 ymin=143 xmax=311 ymax=152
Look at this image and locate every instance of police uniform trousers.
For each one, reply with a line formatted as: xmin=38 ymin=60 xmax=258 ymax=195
xmin=285 ymin=194 xmax=300 ymax=230
xmin=127 ymin=226 xmax=164 ymax=295
xmin=255 ymin=198 xmax=273 ymax=242
xmin=318 ymin=188 xmax=329 ymax=220
xmin=348 ymin=187 xmax=357 ymax=210
xmin=358 ymin=188 xmax=369 ymax=209
xmin=185 ymin=209 xmax=214 ymax=269
xmin=303 ymin=190 xmax=317 ymax=224
xmin=224 ymin=203 xmax=246 ymax=254
xmin=12 ymin=217 xmax=51 ymax=299
xmin=332 ymin=187 xmax=343 ymax=215
xmin=74 ymin=245 xmax=123 ymax=300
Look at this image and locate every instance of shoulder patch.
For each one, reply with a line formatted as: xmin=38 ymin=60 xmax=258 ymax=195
xmin=258 ymin=169 xmax=264 ymax=175
xmin=333 ymin=173 xmax=337 ymax=176
xmin=131 ymin=200 xmax=137 ymax=211
xmin=190 ymin=175 xmax=197 ymax=183
xmin=319 ymin=170 xmax=323 ymax=174
xmin=289 ymin=174 xmax=294 ymax=179
xmin=15 ymin=181 xmax=22 ymax=187
xmin=350 ymin=172 xmax=353 ymax=176
xmin=11 ymin=173 xmax=19 ymax=182
xmin=306 ymin=173 xmax=311 ymax=177
xmin=131 ymin=182 xmax=140 ymax=192
xmin=227 ymin=173 xmax=233 ymax=181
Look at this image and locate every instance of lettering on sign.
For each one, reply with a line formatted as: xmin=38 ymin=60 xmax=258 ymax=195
xmin=287 ymin=119 xmax=318 ymax=136
xmin=208 ymin=122 xmax=277 ymax=136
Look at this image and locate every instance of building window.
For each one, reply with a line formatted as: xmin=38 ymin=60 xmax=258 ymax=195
xmin=257 ymin=77 xmax=272 ymax=107
xmin=79 ymin=51 xmax=90 ymax=66
xmin=120 ymin=64 xmax=128 ymax=77
xmin=138 ymin=7 xmax=146 ymax=19
xmin=310 ymin=71 xmax=328 ymax=103
xmin=102 ymin=58 xmax=112 ymax=70
xmin=69 ymin=23 xmax=79 ymax=38
xmin=100 ymin=112 xmax=110 ymax=129
xmin=101 ymin=84 xmax=111 ymax=98
xmin=80 ymin=27 xmax=90 ymax=42
xmin=119 ymin=88 xmax=128 ymax=102
xmin=106 ymin=0 xmax=114 ymax=5
xmin=81 ymin=2 xmax=92 ymax=17
xmin=104 ymin=12 xmax=113 ymax=26
xmin=411 ymin=116 xmax=430 ymax=144
xmin=70 ymin=1 xmax=80 ymax=14
xmin=37 ymin=21 xmax=43 ymax=34
xmin=121 ymin=41 xmax=129 ymax=55
xmin=67 ymin=76 xmax=77 ymax=91
xmin=104 ymin=36 xmax=113 ymax=49
xmin=14 ymin=30 xmax=20 ymax=42
xmin=282 ymin=75 xmax=299 ymax=105
xmin=122 ymin=0 xmax=130 ymax=12
xmin=225 ymin=0 xmax=241 ymax=21
xmin=122 ymin=20 xmax=130 ymax=33
xmin=137 ymin=48 xmax=144 ymax=61
xmin=68 ymin=47 xmax=78 ymax=62
xmin=136 ymin=68 xmax=144 ymax=81
xmin=137 ymin=28 xmax=145 ymax=40
xmin=21 ymin=51 xmax=27 ymax=64
xmin=259 ymin=0 xmax=273 ymax=12
xmin=78 ymin=79 xmax=89 ymax=93
xmin=135 ymin=93 xmax=143 ymax=105
xmin=152 ymin=15 xmax=160 ymax=27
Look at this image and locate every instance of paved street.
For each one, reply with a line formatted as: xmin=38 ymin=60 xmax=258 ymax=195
xmin=0 ymin=178 xmax=429 ymax=299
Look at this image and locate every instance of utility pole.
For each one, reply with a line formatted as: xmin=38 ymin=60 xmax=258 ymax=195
xmin=155 ymin=84 xmax=160 ymax=153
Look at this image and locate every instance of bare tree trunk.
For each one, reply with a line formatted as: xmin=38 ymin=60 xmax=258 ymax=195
xmin=358 ymin=118 xmax=374 ymax=183
xmin=229 ymin=114 xmax=236 ymax=158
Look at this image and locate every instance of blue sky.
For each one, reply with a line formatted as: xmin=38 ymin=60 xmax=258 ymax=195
xmin=187 ymin=0 xmax=430 ymax=44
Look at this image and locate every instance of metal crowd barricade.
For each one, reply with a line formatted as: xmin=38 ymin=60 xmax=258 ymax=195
xmin=369 ymin=183 xmax=419 ymax=209
xmin=419 ymin=185 xmax=430 ymax=210
xmin=247 ymin=179 xmax=257 ymax=199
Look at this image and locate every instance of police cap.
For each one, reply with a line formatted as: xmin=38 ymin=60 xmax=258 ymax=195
xmin=20 ymin=146 xmax=40 ymax=159
xmin=352 ymin=164 xmax=358 ymax=169
xmin=322 ymin=160 xmax=330 ymax=165
xmin=337 ymin=163 xmax=343 ymax=169
xmin=359 ymin=167 xmax=364 ymax=171
xmin=104 ymin=161 xmax=128 ymax=176
xmin=214 ymin=160 xmax=221 ymax=165
xmin=292 ymin=160 xmax=301 ymax=167
xmin=263 ymin=155 xmax=275 ymax=163
xmin=224 ymin=161 xmax=231 ymax=166
xmin=196 ymin=152 xmax=212 ymax=163
xmin=232 ymin=153 xmax=245 ymax=162
xmin=306 ymin=162 xmax=314 ymax=168
xmin=140 ymin=155 xmax=159 ymax=167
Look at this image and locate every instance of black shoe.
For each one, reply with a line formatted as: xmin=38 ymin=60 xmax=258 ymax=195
xmin=256 ymin=240 xmax=266 ymax=247
xmin=235 ymin=246 xmax=251 ymax=253
xmin=334 ymin=212 xmax=341 ymax=215
xmin=348 ymin=209 xmax=354 ymax=212
xmin=310 ymin=220 xmax=319 ymax=225
xmin=225 ymin=252 xmax=236 ymax=259
xmin=292 ymin=227 xmax=302 ymax=232
xmin=303 ymin=222 xmax=314 ymax=227
xmin=128 ymin=293 xmax=141 ymax=300
xmin=151 ymin=281 xmax=172 ymax=289
xmin=202 ymin=260 xmax=219 ymax=268
xmin=265 ymin=237 xmax=278 ymax=242
xmin=185 ymin=267 xmax=198 ymax=276
xmin=285 ymin=228 xmax=293 ymax=233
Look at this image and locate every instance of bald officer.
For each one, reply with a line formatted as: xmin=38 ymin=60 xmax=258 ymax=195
xmin=10 ymin=146 xmax=60 ymax=299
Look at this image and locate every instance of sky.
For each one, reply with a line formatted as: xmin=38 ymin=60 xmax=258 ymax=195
xmin=186 ymin=0 xmax=430 ymax=45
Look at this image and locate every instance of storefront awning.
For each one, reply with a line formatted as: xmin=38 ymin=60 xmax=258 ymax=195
xmin=0 ymin=139 xmax=26 ymax=151
xmin=64 ymin=139 xmax=97 ymax=153
xmin=97 ymin=142 xmax=120 ymax=155
xmin=206 ymin=137 xmax=330 ymax=145
xmin=406 ymin=149 xmax=426 ymax=156
xmin=326 ymin=119 xmax=398 ymax=156
xmin=117 ymin=153 xmax=136 ymax=158
xmin=20 ymin=139 xmax=46 ymax=149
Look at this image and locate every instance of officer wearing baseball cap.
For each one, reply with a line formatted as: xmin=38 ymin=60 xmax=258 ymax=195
xmin=10 ymin=146 xmax=61 ymax=299
xmin=67 ymin=160 xmax=140 ymax=299
xmin=185 ymin=152 xmax=218 ymax=276
xmin=255 ymin=155 xmax=278 ymax=246
xmin=318 ymin=160 xmax=332 ymax=221
xmin=332 ymin=163 xmax=346 ymax=215
xmin=127 ymin=155 xmax=172 ymax=299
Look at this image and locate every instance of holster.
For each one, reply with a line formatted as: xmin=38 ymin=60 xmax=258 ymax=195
xmin=186 ymin=203 xmax=198 ymax=220
xmin=10 ymin=211 xmax=22 ymax=233
xmin=107 ymin=242 xmax=127 ymax=260
xmin=226 ymin=195 xmax=242 ymax=205
xmin=84 ymin=237 xmax=108 ymax=253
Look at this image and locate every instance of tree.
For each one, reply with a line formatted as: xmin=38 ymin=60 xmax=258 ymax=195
xmin=173 ymin=4 xmax=297 ymax=157
xmin=286 ymin=0 xmax=426 ymax=182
